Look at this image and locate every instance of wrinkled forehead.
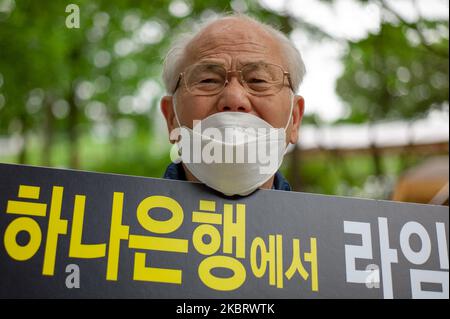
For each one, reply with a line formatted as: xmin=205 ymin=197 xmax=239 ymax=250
xmin=183 ymin=19 xmax=285 ymax=68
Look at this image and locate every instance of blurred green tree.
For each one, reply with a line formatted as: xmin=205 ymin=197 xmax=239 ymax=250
xmin=0 ymin=0 xmax=299 ymax=176
xmin=334 ymin=2 xmax=448 ymax=177
xmin=0 ymin=0 xmax=448 ymax=199
xmin=336 ymin=21 xmax=448 ymax=123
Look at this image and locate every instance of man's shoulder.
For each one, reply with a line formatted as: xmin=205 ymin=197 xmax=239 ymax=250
xmin=273 ymin=171 xmax=291 ymax=191
xmin=163 ymin=162 xmax=186 ymax=181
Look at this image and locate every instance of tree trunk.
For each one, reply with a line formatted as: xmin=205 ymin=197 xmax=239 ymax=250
xmin=370 ymin=144 xmax=383 ymax=177
xmin=67 ymin=47 xmax=82 ymax=169
xmin=42 ymin=96 xmax=54 ymax=166
xmin=289 ymin=143 xmax=302 ymax=191
xmin=68 ymin=89 xmax=79 ymax=169
xmin=368 ymin=124 xmax=383 ymax=176
xmin=17 ymin=114 xmax=27 ymax=164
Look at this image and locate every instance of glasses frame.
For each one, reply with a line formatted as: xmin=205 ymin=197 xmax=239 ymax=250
xmin=173 ymin=62 xmax=294 ymax=96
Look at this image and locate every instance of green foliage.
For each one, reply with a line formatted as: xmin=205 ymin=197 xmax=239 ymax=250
xmin=336 ymin=21 xmax=449 ymax=123
xmin=0 ymin=0 xmax=448 ymax=198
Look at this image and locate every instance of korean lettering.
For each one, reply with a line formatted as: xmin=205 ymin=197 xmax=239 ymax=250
xmin=127 ymin=195 xmax=188 ymax=284
xmin=250 ymin=235 xmax=318 ymax=291
xmin=192 ymin=200 xmax=246 ymax=291
xmin=5 ymin=184 xmax=68 ymax=276
xmin=344 ymin=218 xmax=449 ymax=299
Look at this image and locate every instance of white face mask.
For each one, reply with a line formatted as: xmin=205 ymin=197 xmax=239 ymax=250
xmin=172 ymin=100 xmax=293 ymax=196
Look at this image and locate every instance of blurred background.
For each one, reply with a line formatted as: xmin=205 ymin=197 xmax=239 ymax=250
xmin=0 ymin=0 xmax=448 ymax=205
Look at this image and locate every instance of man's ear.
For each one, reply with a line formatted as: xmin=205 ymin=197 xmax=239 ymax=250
xmin=160 ymin=95 xmax=177 ymax=144
xmin=289 ymin=95 xmax=305 ymax=144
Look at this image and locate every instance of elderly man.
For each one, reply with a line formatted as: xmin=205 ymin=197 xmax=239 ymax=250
xmin=160 ymin=14 xmax=305 ymax=196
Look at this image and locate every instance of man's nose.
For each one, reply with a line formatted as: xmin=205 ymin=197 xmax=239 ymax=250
xmin=216 ymin=77 xmax=252 ymax=112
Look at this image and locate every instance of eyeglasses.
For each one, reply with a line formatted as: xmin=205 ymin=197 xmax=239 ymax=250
xmin=173 ymin=62 xmax=294 ymax=96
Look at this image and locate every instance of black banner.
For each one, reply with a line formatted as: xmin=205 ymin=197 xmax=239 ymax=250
xmin=0 ymin=163 xmax=448 ymax=299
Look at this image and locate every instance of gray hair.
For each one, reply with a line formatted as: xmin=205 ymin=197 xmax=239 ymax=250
xmin=162 ymin=13 xmax=306 ymax=95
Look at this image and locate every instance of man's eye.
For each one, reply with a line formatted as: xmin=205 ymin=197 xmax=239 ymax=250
xmin=199 ymin=78 xmax=221 ymax=84
xmin=247 ymin=78 xmax=268 ymax=84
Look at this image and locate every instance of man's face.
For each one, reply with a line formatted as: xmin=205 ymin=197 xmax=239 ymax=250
xmin=161 ymin=18 xmax=304 ymax=145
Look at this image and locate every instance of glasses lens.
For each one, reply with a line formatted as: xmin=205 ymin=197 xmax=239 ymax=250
xmin=185 ymin=64 xmax=226 ymax=95
xmin=242 ymin=63 xmax=284 ymax=95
